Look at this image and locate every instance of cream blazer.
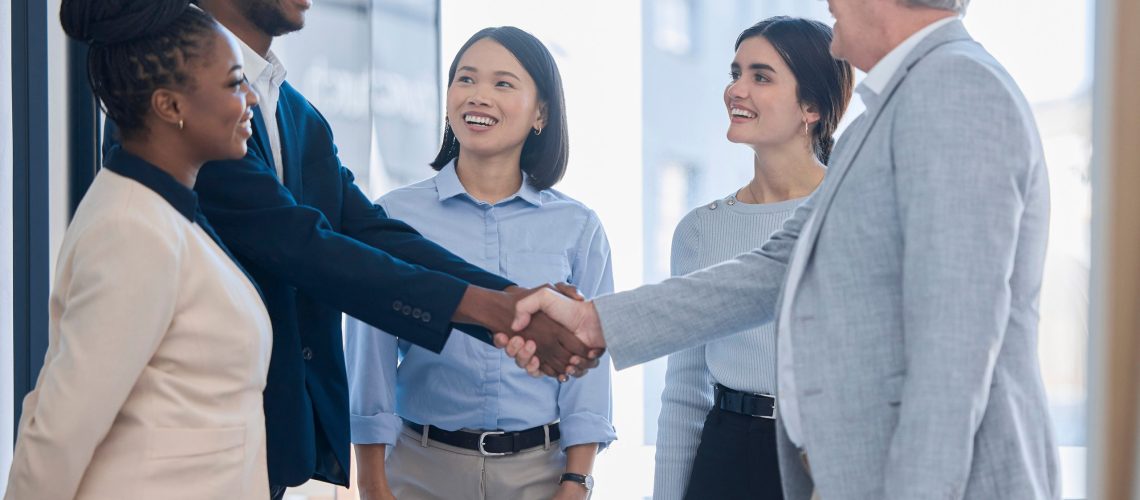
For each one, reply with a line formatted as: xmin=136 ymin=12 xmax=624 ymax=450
xmin=4 ymin=163 xmax=273 ymax=500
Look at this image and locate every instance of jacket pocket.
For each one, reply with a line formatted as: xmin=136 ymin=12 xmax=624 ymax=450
xmin=147 ymin=426 xmax=246 ymax=459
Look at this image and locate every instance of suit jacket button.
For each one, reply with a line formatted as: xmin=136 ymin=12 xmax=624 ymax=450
xmin=302 ymin=347 xmax=313 ymax=360
xmin=412 ymin=308 xmax=422 ymax=318
xmin=392 ymin=300 xmax=403 ymax=311
xmin=402 ymin=305 xmax=412 ymax=315
xmin=421 ymin=312 xmax=432 ymax=323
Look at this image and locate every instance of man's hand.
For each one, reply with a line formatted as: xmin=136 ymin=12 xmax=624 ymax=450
xmin=494 ymin=288 xmax=606 ymax=377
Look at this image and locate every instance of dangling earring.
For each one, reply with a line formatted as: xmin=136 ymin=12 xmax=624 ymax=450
xmin=179 ymin=119 xmax=184 ymax=131
xmin=803 ymin=120 xmax=809 ymax=135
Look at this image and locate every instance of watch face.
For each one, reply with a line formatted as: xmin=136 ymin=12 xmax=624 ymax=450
xmin=584 ymin=475 xmax=594 ymax=490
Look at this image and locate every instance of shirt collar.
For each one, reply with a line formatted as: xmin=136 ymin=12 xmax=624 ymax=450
xmin=102 ymin=146 xmax=199 ymax=221
xmin=237 ymin=36 xmax=287 ymax=91
xmin=856 ymin=15 xmax=958 ymax=102
xmin=435 ymin=159 xmax=544 ymax=207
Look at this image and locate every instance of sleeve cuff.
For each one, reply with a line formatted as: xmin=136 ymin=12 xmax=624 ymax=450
xmin=350 ymin=412 xmax=403 ymax=446
xmin=558 ymin=411 xmax=617 ymax=451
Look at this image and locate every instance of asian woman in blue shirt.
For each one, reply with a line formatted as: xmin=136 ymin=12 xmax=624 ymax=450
xmin=345 ymin=27 xmax=615 ymax=500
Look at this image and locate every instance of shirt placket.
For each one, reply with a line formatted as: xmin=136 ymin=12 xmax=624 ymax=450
xmin=482 ymin=203 xmax=503 ymax=430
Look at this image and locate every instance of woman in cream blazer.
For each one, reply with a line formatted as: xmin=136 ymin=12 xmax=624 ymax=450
xmin=4 ymin=2 xmax=270 ymax=499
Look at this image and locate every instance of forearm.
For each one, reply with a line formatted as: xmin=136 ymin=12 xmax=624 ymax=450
xmin=564 ymin=443 xmax=598 ymax=474
xmin=354 ymin=444 xmax=391 ymax=492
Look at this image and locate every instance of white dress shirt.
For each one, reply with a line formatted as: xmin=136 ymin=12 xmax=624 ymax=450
xmin=777 ymin=15 xmax=959 ymax=449
xmin=239 ymin=39 xmax=288 ymax=181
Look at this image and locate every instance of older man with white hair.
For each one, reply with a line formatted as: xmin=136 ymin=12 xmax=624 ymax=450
xmin=499 ymin=0 xmax=1061 ymax=498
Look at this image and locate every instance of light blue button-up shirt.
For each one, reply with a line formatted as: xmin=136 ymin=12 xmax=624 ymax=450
xmin=345 ymin=160 xmax=616 ymax=451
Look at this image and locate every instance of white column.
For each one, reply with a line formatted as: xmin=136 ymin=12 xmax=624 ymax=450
xmin=1 ymin=0 xmax=16 ymax=493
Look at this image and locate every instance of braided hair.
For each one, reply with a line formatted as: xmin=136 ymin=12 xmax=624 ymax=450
xmin=60 ymin=0 xmax=220 ymax=139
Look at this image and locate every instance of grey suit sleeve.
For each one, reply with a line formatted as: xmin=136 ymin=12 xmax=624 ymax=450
xmin=595 ymin=196 xmax=815 ymax=369
xmin=883 ymin=54 xmax=1046 ymax=498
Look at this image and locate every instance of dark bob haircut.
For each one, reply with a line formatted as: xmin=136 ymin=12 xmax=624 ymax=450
xmin=736 ymin=17 xmax=854 ymax=165
xmin=60 ymin=0 xmax=220 ymax=139
xmin=430 ymin=26 xmax=569 ymax=191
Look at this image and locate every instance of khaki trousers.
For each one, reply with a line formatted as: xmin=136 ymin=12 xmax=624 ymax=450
xmin=388 ymin=426 xmax=566 ymax=500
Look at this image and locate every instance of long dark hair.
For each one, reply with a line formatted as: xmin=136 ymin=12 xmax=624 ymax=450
xmin=736 ymin=17 xmax=854 ymax=165
xmin=60 ymin=0 xmax=220 ymax=139
xmin=430 ymin=26 xmax=569 ymax=191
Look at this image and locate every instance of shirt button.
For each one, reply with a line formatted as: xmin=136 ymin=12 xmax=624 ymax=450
xmin=421 ymin=312 xmax=432 ymax=323
xmin=402 ymin=305 xmax=412 ymax=316
xmin=708 ymin=202 xmax=718 ymax=210
xmin=412 ymin=308 xmax=422 ymax=319
xmin=392 ymin=300 xmax=403 ymax=311
xmin=727 ymin=198 xmax=736 ymax=206
xmin=301 ymin=347 xmax=313 ymax=360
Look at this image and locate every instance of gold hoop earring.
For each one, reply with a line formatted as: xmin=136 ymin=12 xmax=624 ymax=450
xmin=179 ymin=119 xmax=184 ymax=131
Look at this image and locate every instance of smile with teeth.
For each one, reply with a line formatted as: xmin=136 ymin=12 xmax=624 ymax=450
xmin=731 ymin=107 xmax=757 ymax=119
xmin=464 ymin=114 xmax=498 ymax=126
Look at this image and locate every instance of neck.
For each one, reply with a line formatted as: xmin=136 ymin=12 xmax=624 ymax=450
xmin=861 ymin=10 xmax=957 ymax=72
xmin=199 ymin=0 xmax=273 ymax=56
xmin=740 ymin=141 xmax=824 ymax=204
xmin=454 ymin=149 xmax=525 ymax=204
xmin=121 ymin=137 xmax=202 ymax=188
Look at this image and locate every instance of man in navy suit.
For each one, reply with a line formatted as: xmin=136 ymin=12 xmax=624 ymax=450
xmin=104 ymin=1 xmax=595 ymax=498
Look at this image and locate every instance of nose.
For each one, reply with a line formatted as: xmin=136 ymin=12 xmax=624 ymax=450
xmin=726 ymin=79 xmax=746 ymax=100
xmin=466 ymin=85 xmax=491 ymax=107
xmin=244 ymin=79 xmax=259 ymax=107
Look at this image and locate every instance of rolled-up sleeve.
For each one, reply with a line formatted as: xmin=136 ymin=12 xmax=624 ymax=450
xmin=344 ymin=316 xmax=402 ymax=446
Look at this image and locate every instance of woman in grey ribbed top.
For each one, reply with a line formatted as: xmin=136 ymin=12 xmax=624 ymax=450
xmin=652 ymin=17 xmax=853 ymax=500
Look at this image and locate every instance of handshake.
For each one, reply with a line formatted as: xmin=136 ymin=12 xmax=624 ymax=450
xmin=470 ymin=284 xmax=609 ymax=380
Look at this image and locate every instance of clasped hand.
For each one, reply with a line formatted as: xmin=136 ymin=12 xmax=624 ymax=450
xmin=495 ymin=287 xmax=607 ymax=380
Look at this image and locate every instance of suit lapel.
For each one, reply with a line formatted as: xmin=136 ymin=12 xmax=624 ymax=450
xmin=796 ymin=21 xmax=974 ymax=258
xmin=276 ymin=89 xmax=304 ymax=201
xmin=250 ymin=106 xmax=277 ymax=177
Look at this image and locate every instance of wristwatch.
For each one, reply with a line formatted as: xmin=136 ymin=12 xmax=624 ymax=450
xmin=559 ymin=472 xmax=594 ymax=493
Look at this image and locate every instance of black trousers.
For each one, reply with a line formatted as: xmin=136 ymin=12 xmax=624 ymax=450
xmin=682 ymin=407 xmax=785 ymax=500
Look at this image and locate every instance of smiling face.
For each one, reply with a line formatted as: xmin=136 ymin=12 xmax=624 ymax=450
xmin=178 ymin=28 xmax=258 ymax=161
xmin=724 ymin=35 xmax=817 ymax=151
xmin=445 ymin=38 xmax=545 ymax=162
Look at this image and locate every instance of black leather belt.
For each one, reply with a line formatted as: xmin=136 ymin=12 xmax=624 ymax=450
xmin=715 ymin=383 xmax=776 ymax=419
xmin=404 ymin=420 xmax=560 ymax=456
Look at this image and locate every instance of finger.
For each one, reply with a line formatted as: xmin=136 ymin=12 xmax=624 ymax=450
xmin=493 ymin=333 xmax=510 ymax=348
xmin=505 ymin=336 xmax=525 ymax=357
xmin=540 ymin=364 xmax=558 ymax=378
xmin=554 ymin=282 xmax=585 ymax=301
xmin=526 ymin=356 xmax=542 ymax=377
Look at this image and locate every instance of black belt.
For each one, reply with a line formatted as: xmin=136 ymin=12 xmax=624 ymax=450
xmin=715 ymin=383 xmax=776 ymax=419
xmin=404 ymin=420 xmax=560 ymax=456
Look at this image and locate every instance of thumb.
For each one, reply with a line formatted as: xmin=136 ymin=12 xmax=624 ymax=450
xmin=511 ymin=288 xmax=548 ymax=331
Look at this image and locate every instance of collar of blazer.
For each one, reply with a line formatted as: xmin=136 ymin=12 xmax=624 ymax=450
xmin=795 ymin=20 xmax=975 ymax=261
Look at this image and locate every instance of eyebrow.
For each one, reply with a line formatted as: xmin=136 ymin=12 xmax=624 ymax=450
xmin=731 ymin=62 xmax=777 ymax=73
xmin=229 ymin=64 xmax=243 ymax=72
xmin=457 ymin=66 xmax=522 ymax=80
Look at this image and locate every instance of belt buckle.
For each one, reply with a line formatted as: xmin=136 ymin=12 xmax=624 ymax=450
xmin=478 ymin=431 xmax=507 ymax=456
xmin=759 ymin=396 xmax=777 ymax=420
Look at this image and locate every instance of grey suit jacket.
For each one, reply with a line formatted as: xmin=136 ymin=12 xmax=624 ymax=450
xmin=595 ymin=21 xmax=1060 ymax=499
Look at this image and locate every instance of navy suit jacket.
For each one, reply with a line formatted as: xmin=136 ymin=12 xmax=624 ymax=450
xmin=103 ymin=81 xmax=514 ymax=487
